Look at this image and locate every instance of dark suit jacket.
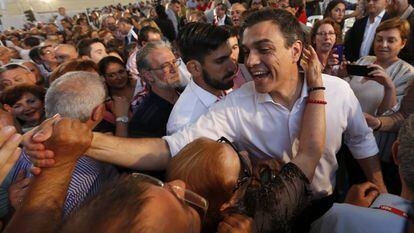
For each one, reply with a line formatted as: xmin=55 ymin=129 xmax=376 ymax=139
xmin=224 ymin=15 xmax=233 ymax=26
xmin=124 ymin=26 xmax=139 ymax=46
xmin=155 ymin=18 xmax=176 ymax=42
xmin=399 ymin=11 xmax=414 ymax=64
xmin=344 ymin=12 xmax=390 ymax=62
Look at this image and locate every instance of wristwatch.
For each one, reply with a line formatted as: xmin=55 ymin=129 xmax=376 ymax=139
xmin=116 ymin=116 xmax=129 ymax=123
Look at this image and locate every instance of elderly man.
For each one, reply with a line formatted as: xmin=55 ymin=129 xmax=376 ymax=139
xmin=230 ymin=3 xmax=247 ymax=28
xmin=116 ymin=18 xmax=139 ymax=46
xmin=128 ymin=41 xmax=185 ymax=138
xmin=9 ymin=71 xmax=117 ymax=217
xmin=311 ymin=114 xmax=414 ymax=233
xmin=26 ymin=9 xmax=386 ymax=222
xmin=167 ymin=23 xmax=238 ymax=134
xmin=0 ymin=64 xmax=37 ymax=90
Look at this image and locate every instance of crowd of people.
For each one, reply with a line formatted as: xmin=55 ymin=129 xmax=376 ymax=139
xmin=0 ymin=0 xmax=413 ymax=232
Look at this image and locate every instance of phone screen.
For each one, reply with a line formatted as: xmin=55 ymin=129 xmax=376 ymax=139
xmin=333 ymin=44 xmax=344 ymax=63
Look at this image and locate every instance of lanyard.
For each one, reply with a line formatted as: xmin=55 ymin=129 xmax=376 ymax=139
xmin=372 ymin=205 xmax=408 ymax=219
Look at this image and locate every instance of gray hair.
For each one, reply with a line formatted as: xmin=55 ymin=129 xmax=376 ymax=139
xmin=136 ymin=40 xmax=172 ymax=73
xmin=45 ymin=71 xmax=106 ymax=122
xmin=397 ymin=114 xmax=414 ymax=193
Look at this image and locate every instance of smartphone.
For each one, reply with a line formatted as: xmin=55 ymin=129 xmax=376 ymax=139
xmin=333 ymin=44 xmax=344 ymax=63
xmin=346 ymin=64 xmax=375 ymax=77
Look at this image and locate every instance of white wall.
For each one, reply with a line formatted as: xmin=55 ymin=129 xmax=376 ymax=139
xmin=0 ymin=0 xmax=139 ymax=29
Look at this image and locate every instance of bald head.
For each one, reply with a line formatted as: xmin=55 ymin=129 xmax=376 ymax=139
xmin=55 ymin=44 xmax=79 ymax=64
xmin=0 ymin=47 xmax=11 ymax=65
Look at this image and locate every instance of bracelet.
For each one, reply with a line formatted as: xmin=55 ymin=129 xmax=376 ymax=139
xmin=373 ymin=118 xmax=382 ymax=131
xmin=307 ymin=99 xmax=327 ymax=104
xmin=308 ymin=86 xmax=326 ymax=93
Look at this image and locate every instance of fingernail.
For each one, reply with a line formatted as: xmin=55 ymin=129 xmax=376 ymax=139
xmin=53 ymin=113 xmax=61 ymax=118
xmin=3 ymin=126 xmax=15 ymax=133
xmin=12 ymin=134 xmax=22 ymax=141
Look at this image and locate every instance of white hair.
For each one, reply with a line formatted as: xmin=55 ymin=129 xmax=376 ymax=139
xmin=45 ymin=71 xmax=106 ymax=122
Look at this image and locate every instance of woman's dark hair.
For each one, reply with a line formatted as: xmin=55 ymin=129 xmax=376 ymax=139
xmin=155 ymin=5 xmax=168 ymax=19
xmin=29 ymin=46 xmax=43 ymax=64
xmin=178 ymin=22 xmax=231 ymax=63
xmin=1 ymin=84 xmax=46 ymax=107
xmin=323 ymin=0 xmax=347 ymax=26
xmin=98 ymin=56 xmax=125 ymax=76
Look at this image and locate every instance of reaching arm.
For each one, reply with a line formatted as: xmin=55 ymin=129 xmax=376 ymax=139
xmin=86 ymin=132 xmax=171 ymax=170
xmin=292 ymin=46 xmax=326 ymax=181
xmin=357 ymin=156 xmax=387 ymax=193
xmin=5 ymin=119 xmax=92 ymax=233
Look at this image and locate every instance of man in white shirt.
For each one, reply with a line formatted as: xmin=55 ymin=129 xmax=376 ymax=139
xmin=167 ymin=23 xmax=237 ymax=135
xmin=311 ymin=115 xmax=414 ymax=233
xmin=214 ymin=3 xmax=232 ymax=26
xmin=25 ymin=8 xmax=386 ymax=206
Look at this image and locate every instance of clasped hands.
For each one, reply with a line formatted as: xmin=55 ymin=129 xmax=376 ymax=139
xmin=22 ymin=115 xmax=93 ymax=173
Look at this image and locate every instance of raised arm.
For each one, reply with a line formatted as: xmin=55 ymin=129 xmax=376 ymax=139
xmin=5 ymin=119 xmax=92 ymax=233
xmin=292 ymin=46 xmax=326 ymax=181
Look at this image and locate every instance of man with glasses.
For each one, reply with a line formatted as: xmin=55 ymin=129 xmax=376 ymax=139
xmin=128 ymin=40 xmax=185 ymax=138
xmin=167 ymin=23 xmax=238 ymax=135
xmin=344 ymin=0 xmax=390 ymax=62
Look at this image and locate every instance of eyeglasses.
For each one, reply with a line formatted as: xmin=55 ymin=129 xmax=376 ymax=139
xmin=216 ymin=137 xmax=252 ymax=193
xmin=131 ymin=173 xmax=209 ymax=223
xmin=150 ymin=59 xmax=181 ymax=73
xmin=316 ymin=31 xmax=336 ymax=37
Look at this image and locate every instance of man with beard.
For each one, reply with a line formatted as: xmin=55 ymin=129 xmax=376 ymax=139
xmin=128 ymin=41 xmax=186 ymax=138
xmin=167 ymin=23 xmax=237 ymax=135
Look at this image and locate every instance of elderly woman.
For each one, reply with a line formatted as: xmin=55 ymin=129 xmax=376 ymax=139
xmin=310 ymin=18 xmax=342 ymax=74
xmin=1 ymin=84 xmax=45 ymax=133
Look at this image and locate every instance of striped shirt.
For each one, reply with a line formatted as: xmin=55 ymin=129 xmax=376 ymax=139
xmin=7 ymin=150 xmax=118 ymax=217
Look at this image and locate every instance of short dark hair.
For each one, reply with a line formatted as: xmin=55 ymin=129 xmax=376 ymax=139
xmin=216 ymin=3 xmax=228 ymax=12
xmin=77 ymin=38 xmax=104 ymax=57
xmin=138 ymin=26 xmax=161 ymax=46
xmin=1 ymin=84 xmax=46 ymax=107
xmin=59 ymin=175 xmax=151 ymax=233
xmin=221 ymin=25 xmax=238 ymax=38
xmin=170 ymin=0 xmax=180 ymax=5
xmin=178 ymin=23 xmax=231 ymax=63
xmin=97 ymin=56 xmax=125 ymax=76
xmin=23 ymin=37 xmax=41 ymax=48
xmin=118 ymin=17 xmax=133 ymax=25
xmin=240 ymin=8 xmax=305 ymax=48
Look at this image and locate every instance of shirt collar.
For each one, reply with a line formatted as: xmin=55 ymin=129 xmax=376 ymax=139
xmin=190 ymin=79 xmax=219 ymax=108
xmin=377 ymin=10 xmax=386 ymax=19
xmin=256 ymin=73 xmax=308 ymax=104
xmin=370 ymin=193 xmax=412 ymax=213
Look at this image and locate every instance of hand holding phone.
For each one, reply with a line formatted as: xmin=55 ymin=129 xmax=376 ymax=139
xmin=346 ymin=64 xmax=376 ymax=77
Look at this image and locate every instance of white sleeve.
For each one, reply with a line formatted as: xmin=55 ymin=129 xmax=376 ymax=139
xmin=343 ymin=84 xmax=379 ymax=159
xmin=163 ymin=97 xmax=239 ymax=156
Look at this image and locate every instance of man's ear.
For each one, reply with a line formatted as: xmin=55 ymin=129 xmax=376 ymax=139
xmin=392 ymin=140 xmax=400 ymax=166
xmin=91 ymin=104 xmax=105 ymax=122
xmin=3 ymin=104 xmax=12 ymax=113
xmin=186 ymin=60 xmax=202 ymax=77
xmin=291 ymin=40 xmax=303 ymax=63
xmin=141 ymin=70 xmax=155 ymax=83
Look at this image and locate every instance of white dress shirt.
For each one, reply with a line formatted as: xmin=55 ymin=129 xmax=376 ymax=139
xmin=311 ymin=193 xmax=412 ymax=233
xmin=167 ymin=79 xmax=218 ymax=135
xmin=163 ymin=74 xmax=379 ymax=198
xmin=360 ymin=10 xmax=386 ymax=57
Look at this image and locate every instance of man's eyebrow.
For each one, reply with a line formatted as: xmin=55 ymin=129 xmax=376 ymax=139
xmin=242 ymin=39 xmax=273 ymax=47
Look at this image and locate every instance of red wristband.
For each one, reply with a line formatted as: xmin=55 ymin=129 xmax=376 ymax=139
xmin=307 ymin=99 xmax=327 ymax=104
